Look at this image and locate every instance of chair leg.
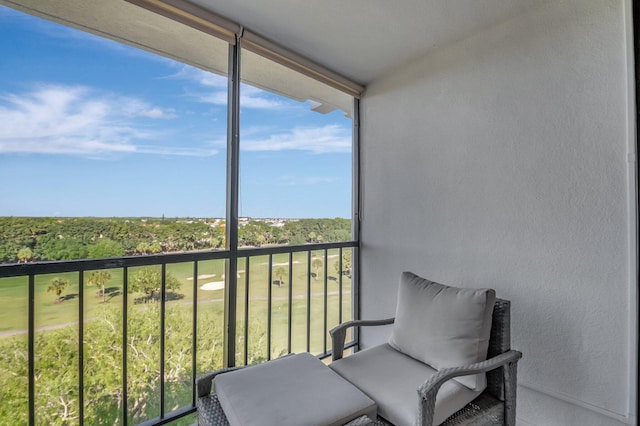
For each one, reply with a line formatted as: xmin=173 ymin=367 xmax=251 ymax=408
xmin=503 ymin=361 xmax=518 ymax=426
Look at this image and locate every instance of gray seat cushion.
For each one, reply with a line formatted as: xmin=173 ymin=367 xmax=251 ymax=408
xmin=388 ymin=272 xmax=496 ymax=390
xmin=215 ymin=353 xmax=377 ymax=426
xmin=330 ymin=344 xmax=482 ymax=426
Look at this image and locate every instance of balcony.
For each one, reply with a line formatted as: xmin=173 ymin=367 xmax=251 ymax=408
xmin=0 ymin=0 xmax=637 ymax=425
xmin=0 ymin=242 xmax=357 ymax=425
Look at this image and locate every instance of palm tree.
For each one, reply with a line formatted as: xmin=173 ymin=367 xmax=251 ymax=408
xmin=274 ymin=266 xmax=287 ymax=287
xmin=87 ymin=270 xmax=112 ymax=303
xmin=312 ymin=258 xmax=323 ymax=281
xmin=47 ymin=277 xmax=70 ymax=304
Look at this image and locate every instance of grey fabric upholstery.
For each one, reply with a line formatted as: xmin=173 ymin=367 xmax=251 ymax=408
xmin=388 ymin=272 xmax=496 ymax=390
xmin=329 ymin=290 xmax=522 ymax=426
xmin=215 ymin=352 xmax=377 ymax=426
xmin=330 ymin=343 xmax=481 ymax=426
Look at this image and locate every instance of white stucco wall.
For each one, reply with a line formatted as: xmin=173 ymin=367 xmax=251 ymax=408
xmin=359 ymin=1 xmax=637 ymax=425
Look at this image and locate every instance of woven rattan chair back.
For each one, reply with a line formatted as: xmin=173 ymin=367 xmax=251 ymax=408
xmin=485 ymin=299 xmax=510 ymax=401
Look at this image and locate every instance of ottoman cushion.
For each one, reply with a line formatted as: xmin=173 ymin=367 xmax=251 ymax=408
xmin=215 ymin=353 xmax=377 ymax=426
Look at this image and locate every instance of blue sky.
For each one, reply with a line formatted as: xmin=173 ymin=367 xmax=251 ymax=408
xmin=0 ymin=6 xmax=353 ymax=219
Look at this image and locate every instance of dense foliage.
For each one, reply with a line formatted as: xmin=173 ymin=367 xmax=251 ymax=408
xmin=0 ymin=217 xmax=352 ymax=264
xmin=0 ymin=305 xmax=274 ymax=425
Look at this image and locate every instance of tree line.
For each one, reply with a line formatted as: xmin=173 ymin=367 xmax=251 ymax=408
xmin=0 ymin=217 xmax=352 ymax=264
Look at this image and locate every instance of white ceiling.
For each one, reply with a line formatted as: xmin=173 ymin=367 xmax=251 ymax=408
xmin=190 ymin=0 xmax=548 ymax=85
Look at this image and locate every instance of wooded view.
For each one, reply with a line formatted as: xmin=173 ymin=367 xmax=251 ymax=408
xmin=0 ymin=217 xmax=352 ymax=264
xmin=0 ymin=217 xmax=354 ymax=425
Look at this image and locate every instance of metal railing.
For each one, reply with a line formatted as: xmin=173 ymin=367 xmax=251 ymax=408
xmin=0 ymin=241 xmax=357 ymax=425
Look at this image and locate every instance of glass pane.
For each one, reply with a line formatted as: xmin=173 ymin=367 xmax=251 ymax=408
xmin=196 ymin=259 xmax=226 ymax=376
xmin=238 ymin=48 xmax=354 ymax=247
xmin=164 ymin=262 xmax=196 ymax=414
xmin=0 ymin=276 xmax=29 ymax=424
xmin=0 ymin=5 xmax=230 ymax=422
xmin=246 ymin=255 xmax=269 ymax=365
xmin=84 ymin=268 xmax=123 ymax=425
xmin=0 ymin=5 xmax=229 ymax=265
xmin=35 ymin=272 xmax=80 ymax=424
xmin=127 ymin=265 xmax=162 ymax=423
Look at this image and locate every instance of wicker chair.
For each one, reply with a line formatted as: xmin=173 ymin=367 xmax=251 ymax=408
xmin=330 ymin=298 xmax=522 ymax=426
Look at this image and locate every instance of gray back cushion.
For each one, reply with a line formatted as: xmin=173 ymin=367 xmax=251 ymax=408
xmin=388 ymin=272 xmax=496 ymax=390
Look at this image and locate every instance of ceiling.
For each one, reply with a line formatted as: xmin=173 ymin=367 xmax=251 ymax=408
xmin=3 ymin=0 xmax=549 ymax=92
xmin=190 ymin=0 xmax=548 ymax=85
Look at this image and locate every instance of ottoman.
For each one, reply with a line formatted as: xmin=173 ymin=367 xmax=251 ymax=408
xmin=213 ymin=353 xmax=377 ymax=426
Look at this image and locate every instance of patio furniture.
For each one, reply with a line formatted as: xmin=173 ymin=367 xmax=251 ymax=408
xmin=329 ymin=272 xmax=522 ymax=426
xmin=196 ymin=352 xmax=377 ymax=426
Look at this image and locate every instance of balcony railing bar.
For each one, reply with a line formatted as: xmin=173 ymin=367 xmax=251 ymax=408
xmin=323 ymin=249 xmax=328 ymax=355
xmin=267 ymin=254 xmax=273 ymax=361
xmin=339 ymin=248 xmax=343 ymax=325
xmin=0 ymin=242 xmax=357 ymax=279
xmin=28 ymin=274 xmax=35 ymax=426
xmin=243 ymin=258 xmax=250 ymax=366
xmin=79 ymin=270 xmax=85 ymax=426
xmin=238 ymin=241 xmax=356 ymax=257
xmin=287 ymin=251 xmax=293 ymax=354
xmin=160 ymin=264 xmax=166 ymax=419
xmin=123 ymin=267 xmax=129 ymax=426
xmin=191 ymin=261 xmax=198 ymax=407
xmin=306 ymin=251 xmax=311 ymax=353
xmin=0 ymin=250 xmax=230 ymax=278
xmin=10 ymin=241 xmax=357 ymax=425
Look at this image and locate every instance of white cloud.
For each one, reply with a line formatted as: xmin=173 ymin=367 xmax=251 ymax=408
xmin=241 ymin=125 xmax=351 ymax=153
xmin=0 ymin=84 xmax=211 ymax=157
xmin=251 ymin=175 xmax=338 ymax=186
xmin=169 ymin=65 xmax=284 ymax=109
xmin=166 ymin=65 xmax=227 ymax=89
xmin=136 ymin=145 xmax=219 ymax=156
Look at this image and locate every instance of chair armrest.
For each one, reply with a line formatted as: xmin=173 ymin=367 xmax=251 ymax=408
xmin=329 ymin=318 xmax=394 ymax=361
xmin=416 ymin=350 xmax=523 ymax=426
xmin=195 ymin=366 xmax=245 ymax=398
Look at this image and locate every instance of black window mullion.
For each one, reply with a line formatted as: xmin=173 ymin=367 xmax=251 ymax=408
xmin=191 ymin=261 xmax=198 ymax=406
xmin=122 ymin=267 xmax=129 ymax=426
xmin=160 ymin=264 xmax=166 ymax=418
xmin=78 ymin=271 xmax=85 ymax=425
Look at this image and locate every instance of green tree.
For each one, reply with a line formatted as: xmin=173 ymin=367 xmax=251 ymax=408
xmin=86 ymin=270 xmax=112 ymax=303
xmin=17 ymin=247 xmax=33 ymax=263
xmin=334 ymin=250 xmax=353 ymax=278
xmin=47 ymin=277 xmax=70 ymax=303
xmin=129 ymin=267 xmax=181 ymax=303
xmin=135 ymin=242 xmax=150 ymax=255
xmin=311 ymin=258 xmax=323 ymax=281
xmin=274 ymin=266 xmax=287 ymax=288
xmin=87 ymin=239 xmax=124 ymax=259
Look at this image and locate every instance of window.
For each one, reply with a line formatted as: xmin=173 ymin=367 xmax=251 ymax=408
xmin=0 ymin=3 xmax=229 ymax=264
xmin=0 ymin=1 xmax=360 ymax=424
xmin=238 ymin=48 xmax=355 ymax=248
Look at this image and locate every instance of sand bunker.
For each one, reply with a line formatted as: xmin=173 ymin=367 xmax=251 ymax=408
xmin=200 ymin=281 xmax=225 ymax=291
xmin=218 ymin=273 xmax=242 ymax=280
xmin=187 ymin=274 xmax=216 ymax=281
xmin=267 ymin=261 xmax=302 ymax=266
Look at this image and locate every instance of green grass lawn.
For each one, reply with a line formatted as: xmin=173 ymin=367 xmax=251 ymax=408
xmin=0 ymin=250 xmax=354 ymax=354
xmin=0 ymin=250 xmax=353 ymax=425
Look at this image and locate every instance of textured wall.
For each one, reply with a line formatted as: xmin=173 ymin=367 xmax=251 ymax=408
xmin=359 ymin=1 xmax=636 ymax=424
